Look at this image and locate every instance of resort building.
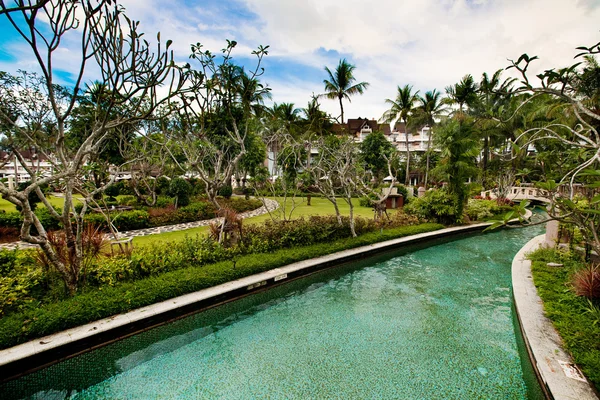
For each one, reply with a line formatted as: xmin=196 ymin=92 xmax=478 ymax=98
xmin=0 ymin=151 xmax=55 ymax=185
xmin=332 ymin=118 xmax=436 ymax=153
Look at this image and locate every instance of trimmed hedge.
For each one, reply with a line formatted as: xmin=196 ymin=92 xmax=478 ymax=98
xmin=0 ymin=223 xmax=443 ymax=349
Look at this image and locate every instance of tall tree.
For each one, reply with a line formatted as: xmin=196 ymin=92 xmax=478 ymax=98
xmin=474 ymin=70 xmax=516 ymax=175
xmin=380 ymin=84 xmax=420 ymax=185
xmin=0 ymin=1 xmax=187 ymax=294
xmin=433 ymin=119 xmax=480 ymax=222
xmin=445 ymin=74 xmax=479 ymax=114
xmin=412 ymin=89 xmax=447 ymax=188
xmin=321 ymin=59 xmax=369 ymax=124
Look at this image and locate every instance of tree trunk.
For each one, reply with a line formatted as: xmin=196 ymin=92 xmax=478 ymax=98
xmin=339 ymin=96 xmax=344 ymax=124
xmin=425 ymin=128 xmax=432 ymax=189
xmin=404 ymin=118 xmax=411 ymax=186
xmin=348 ymin=199 xmax=356 ymax=237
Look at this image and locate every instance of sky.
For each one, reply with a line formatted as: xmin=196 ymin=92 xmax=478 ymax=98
xmin=1 ymin=0 xmax=600 ymax=122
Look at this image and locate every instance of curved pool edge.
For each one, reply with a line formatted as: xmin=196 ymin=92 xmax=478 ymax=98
xmin=512 ymin=234 xmax=599 ymax=400
xmin=0 ymin=223 xmax=493 ymax=382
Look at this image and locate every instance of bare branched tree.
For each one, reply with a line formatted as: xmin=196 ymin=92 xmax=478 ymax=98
xmin=0 ymin=1 xmax=187 ymax=294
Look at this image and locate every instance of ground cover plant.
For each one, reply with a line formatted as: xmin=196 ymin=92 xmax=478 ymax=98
xmin=528 ymin=248 xmax=600 ymax=390
xmin=0 ymin=220 xmax=442 ymax=349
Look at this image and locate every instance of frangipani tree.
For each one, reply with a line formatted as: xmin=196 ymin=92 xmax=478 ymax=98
xmin=0 ymin=0 xmax=188 ymax=294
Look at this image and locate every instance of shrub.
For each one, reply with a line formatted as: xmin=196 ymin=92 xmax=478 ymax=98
xmin=83 ymin=210 xmax=150 ymax=232
xmin=168 ymin=178 xmax=192 ymax=207
xmin=155 ymin=177 xmax=171 ymax=195
xmin=154 ymin=195 xmax=174 ymax=208
xmin=573 ymin=264 xmax=600 ymax=299
xmin=220 ymin=197 xmax=261 ymax=213
xmin=104 ymin=183 xmax=120 ymax=201
xmin=359 ymin=196 xmax=375 ymax=207
xmin=465 ymin=199 xmax=499 ymax=221
xmin=112 ymin=210 xmax=150 ymax=231
xmin=0 ymin=250 xmax=17 ymax=275
xmin=0 ymin=267 xmax=44 ymax=316
xmin=218 ymin=185 xmax=233 ymax=199
xmin=404 ymin=189 xmax=458 ymax=225
xmin=118 ymin=195 xmax=138 ymax=206
xmin=0 ymin=211 xmax=23 ymax=229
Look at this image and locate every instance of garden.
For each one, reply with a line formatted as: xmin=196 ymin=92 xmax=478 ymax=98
xmin=0 ymin=0 xmax=599 ymax=395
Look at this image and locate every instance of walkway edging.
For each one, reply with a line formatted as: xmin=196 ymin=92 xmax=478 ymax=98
xmin=512 ymin=234 xmax=599 ymax=400
xmin=0 ymin=222 xmax=490 ymax=381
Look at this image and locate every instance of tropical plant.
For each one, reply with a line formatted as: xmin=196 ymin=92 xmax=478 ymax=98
xmin=321 ymin=59 xmax=369 ymax=124
xmin=432 ymin=119 xmax=480 ymax=222
xmin=412 ymin=89 xmax=448 ymax=188
xmin=380 ymin=84 xmax=420 ymax=185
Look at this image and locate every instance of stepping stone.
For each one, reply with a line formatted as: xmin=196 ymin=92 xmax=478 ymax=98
xmin=547 ymin=262 xmax=563 ymax=267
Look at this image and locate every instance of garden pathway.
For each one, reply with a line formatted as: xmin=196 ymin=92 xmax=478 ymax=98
xmin=0 ymin=198 xmax=279 ymax=251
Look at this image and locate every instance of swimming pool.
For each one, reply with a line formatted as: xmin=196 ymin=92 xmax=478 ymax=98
xmin=2 ymin=226 xmax=546 ymax=399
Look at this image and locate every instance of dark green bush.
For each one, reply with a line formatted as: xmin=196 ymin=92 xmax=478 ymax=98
xmin=104 ymin=183 xmax=120 ymax=201
xmin=0 ymin=250 xmax=17 ymax=275
xmin=83 ymin=210 xmax=150 ymax=231
xmin=0 ymin=211 xmax=22 ymax=229
xmin=218 ymin=185 xmax=233 ymax=199
xmin=168 ymin=178 xmax=192 ymax=207
xmin=404 ymin=189 xmax=458 ymax=225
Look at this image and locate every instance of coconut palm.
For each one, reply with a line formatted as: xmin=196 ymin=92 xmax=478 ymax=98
xmin=322 ymin=59 xmax=369 ymax=124
xmin=475 ymin=70 xmax=516 ymax=173
xmin=445 ymin=74 xmax=479 ymax=114
xmin=380 ymin=84 xmax=420 ymax=185
xmin=412 ymin=89 xmax=447 ymax=188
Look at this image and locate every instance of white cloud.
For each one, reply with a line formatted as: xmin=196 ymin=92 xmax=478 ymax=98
xmin=3 ymin=0 xmax=599 ymax=120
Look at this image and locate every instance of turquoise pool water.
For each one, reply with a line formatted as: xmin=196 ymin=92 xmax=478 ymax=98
xmin=3 ymin=226 xmax=546 ymax=399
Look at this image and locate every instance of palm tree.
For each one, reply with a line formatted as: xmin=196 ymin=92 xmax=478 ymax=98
xmin=302 ymin=96 xmax=332 ymax=136
xmin=413 ymin=89 xmax=447 ymax=188
xmin=475 ymin=70 xmax=516 ymax=175
xmin=445 ymin=74 xmax=479 ymax=114
xmin=236 ymin=69 xmax=272 ymax=116
xmin=322 ymin=59 xmax=369 ymax=124
xmin=380 ymin=84 xmax=419 ymax=185
xmin=433 ymin=119 xmax=480 ymax=221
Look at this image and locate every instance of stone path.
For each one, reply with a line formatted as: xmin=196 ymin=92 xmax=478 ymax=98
xmin=0 ymin=198 xmax=279 ymax=251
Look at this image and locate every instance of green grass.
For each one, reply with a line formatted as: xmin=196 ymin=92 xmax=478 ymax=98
xmin=0 ymin=223 xmax=443 ymax=349
xmin=528 ymin=248 xmax=600 ymax=390
xmin=0 ymin=194 xmax=84 ymax=212
xmin=133 ymin=196 xmax=376 ymax=247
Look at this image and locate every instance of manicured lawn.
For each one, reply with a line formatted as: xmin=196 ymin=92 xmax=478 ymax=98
xmin=133 ymin=196 xmax=376 ymax=247
xmin=528 ymin=248 xmax=600 ymax=390
xmin=0 ymin=195 xmax=84 ymax=212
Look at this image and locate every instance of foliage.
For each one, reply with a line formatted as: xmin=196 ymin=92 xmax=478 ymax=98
xmin=359 ymin=131 xmax=395 ymax=179
xmin=404 ymin=189 xmax=458 ymax=225
xmin=465 ymin=199 xmax=500 ymax=221
xmin=573 ymin=264 xmax=600 ymax=299
xmin=528 ymin=248 xmax=600 ymax=388
xmin=432 ymin=119 xmax=480 ymax=222
xmin=218 ymin=185 xmax=233 ymax=199
xmin=104 ymin=184 xmax=120 ymax=201
xmin=168 ymin=178 xmax=193 ymax=208
xmin=321 ymin=58 xmax=369 ymax=123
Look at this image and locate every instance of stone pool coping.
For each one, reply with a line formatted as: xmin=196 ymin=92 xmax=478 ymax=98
xmin=0 ymin=222 xmax=495 ymax=381
xmin=512 ymin=234 xmax=599 ymax=400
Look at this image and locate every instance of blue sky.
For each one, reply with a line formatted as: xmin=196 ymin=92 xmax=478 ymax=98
xmin=1 ymin=0 xmax=600 ymax=121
